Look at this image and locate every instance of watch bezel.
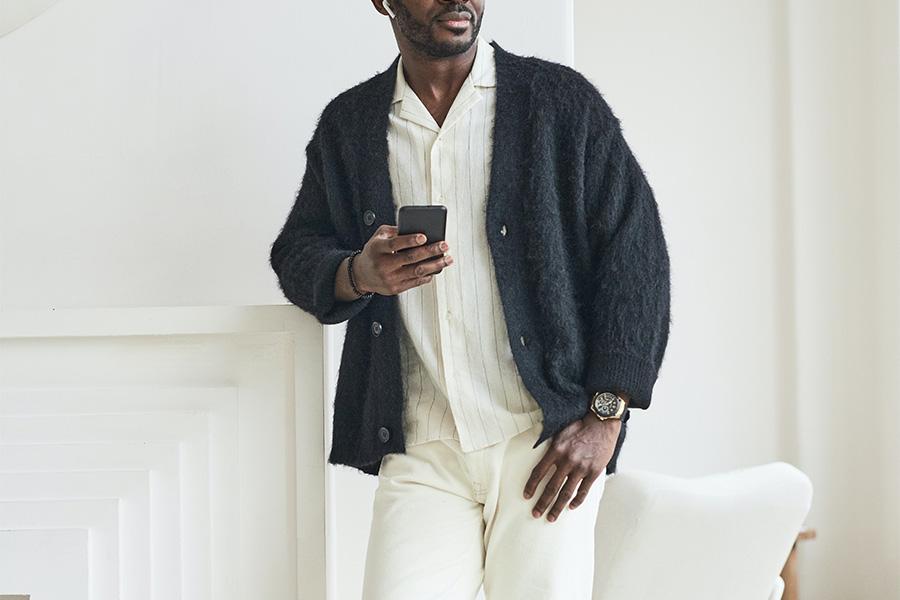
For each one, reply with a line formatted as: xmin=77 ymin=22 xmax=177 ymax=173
xmin=591 ymin=391 xmax=626 ymax=420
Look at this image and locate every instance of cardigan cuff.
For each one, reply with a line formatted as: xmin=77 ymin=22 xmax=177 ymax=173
xmin=314 ymin=248 xmax=374 ymax=324
xmin=583 ymin=351 xmax=659 ymax=410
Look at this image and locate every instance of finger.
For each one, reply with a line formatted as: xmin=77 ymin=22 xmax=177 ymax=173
xmin=532 ymin=463 xmax=571 ymax=518
xmin=397 ymin=240 xmax=449 ymax=266
xmin=369 ymin=225 xmax=398 ymax=254
xmin=393 ymin=241 xmax=442 ymax=266
xmin=523 ymin=449 xmax=557 ymax=500
xmin=385 ymin=231 xmax=429 ymax=254
xmin=547 ymin=469 xmax=585 ymax=522
xmin=391 ymin=274 xmax=434 ymax=295
xmin=568 ymin=470 xmax=601 ymax=510
xmin=402 ymin=253 xmax=453 ymax=279
xmin=373 ymin=224 xmax=397 ymax=240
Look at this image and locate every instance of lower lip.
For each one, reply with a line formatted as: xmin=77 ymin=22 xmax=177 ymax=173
xmin=440 ymin=19 xmax=470 ymax=29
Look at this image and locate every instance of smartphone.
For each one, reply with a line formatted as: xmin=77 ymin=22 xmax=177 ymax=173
xmin=397 ymin=205 xmax=447 ymax=248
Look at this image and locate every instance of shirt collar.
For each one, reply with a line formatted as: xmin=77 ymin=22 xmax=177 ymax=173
xmin=392 ymin=35 xmax=496 ymax=105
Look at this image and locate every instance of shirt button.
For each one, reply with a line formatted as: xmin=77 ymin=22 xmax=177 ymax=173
xmin=363 ymin=210 xmax=376 ymax=226
xmin=500 ymin=224 xmax=507 ymax=236
xmin=520 ymin=335 xmax=527 ymax=347
xmin=378 ymin=426 xmax=391 ymax=443
xmin=372 ymin=321 xmax=383 ymax=336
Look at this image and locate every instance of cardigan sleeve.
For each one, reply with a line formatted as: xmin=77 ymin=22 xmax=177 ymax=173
xmin=269 ymin=117 xmax=373 ymax=325
xmin=582 ymin=121 xmax=671 ymax=410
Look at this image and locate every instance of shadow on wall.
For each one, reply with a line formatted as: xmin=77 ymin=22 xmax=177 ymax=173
xmin=0 ymin=0 xmax=63 ymax=38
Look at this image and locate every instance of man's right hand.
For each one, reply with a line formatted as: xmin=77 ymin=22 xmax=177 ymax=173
xmin=350 ymin=224 xmax=454 ymax=296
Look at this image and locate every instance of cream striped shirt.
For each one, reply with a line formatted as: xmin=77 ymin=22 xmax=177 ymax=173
xmin=387 ymin=35 xmax=544 ymax=453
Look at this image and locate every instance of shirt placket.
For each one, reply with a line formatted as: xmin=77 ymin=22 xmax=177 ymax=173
xmin=430 ymin=130 xmax=466 ymax=449
xmin=396 ymin=62 xmax=483 ymax=450
xmin=429 ymin=94 xmax=483 ymax=453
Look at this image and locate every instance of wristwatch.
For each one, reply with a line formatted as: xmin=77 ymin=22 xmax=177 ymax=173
xmin=589 ymin=391 xmax=628 ymax=421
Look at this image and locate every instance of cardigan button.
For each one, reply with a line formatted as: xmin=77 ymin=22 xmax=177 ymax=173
xmin=378 ymin=426 xmax=391 ymax=443
xmin=363 ymin=210 xmax=376 ymax=226
xmin=371 ymin=321 xmax=383 ymax=336
xmin=500 ymin=224 xmax=507 ymax=236
xmin=520 ymin=335 xmax=527 ymax=347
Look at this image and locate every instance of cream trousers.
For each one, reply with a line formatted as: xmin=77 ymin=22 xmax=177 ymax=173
xmin=362 ymin=420 xmax=606 ymax=599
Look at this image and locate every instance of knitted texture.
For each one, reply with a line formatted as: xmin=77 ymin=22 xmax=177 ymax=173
xmin=270 ymin=40 xmax=671 ymax=477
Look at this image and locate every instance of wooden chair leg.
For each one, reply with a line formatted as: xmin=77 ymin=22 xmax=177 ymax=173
xmin=780 ymin=526 xmax=816 ymax=600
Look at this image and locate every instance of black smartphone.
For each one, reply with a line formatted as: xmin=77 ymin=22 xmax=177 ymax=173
xmin=397 ymin=205 xmax=447 ymax=247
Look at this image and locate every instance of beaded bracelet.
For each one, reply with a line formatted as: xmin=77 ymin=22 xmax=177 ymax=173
xmin=347 ymin=249 xmax=374 ymax=299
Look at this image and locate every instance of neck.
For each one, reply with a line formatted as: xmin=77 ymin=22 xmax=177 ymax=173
xmin=397 ymin=38 xmax=478 ymax=104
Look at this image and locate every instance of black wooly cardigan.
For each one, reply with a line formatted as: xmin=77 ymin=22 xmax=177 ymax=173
xmin=270 ymin=40 xmax=671 ymax=477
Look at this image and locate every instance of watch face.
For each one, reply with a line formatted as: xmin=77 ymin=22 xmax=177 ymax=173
xmin=593 ymin=392 xmax=621 ymax=417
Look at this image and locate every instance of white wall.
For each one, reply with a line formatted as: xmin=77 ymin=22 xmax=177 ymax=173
xmin=575 ymin=0 xmax=787 ymax=476
xmin=787 ymin=1 xmax=899 ymax=597
xmin=2 ymin=0 xmax=305 ymax=308
xmin=0 ymin=1 xmax=572 ymax=311
xmin=576 ymin=0 xmax=900 ymax=597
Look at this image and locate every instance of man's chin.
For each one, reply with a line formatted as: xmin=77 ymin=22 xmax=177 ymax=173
xmin=424 ymin=37 xmax=476 ymax=58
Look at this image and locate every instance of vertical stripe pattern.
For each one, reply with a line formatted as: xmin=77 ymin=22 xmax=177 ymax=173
xmin=388 ymin=36 xmax=544 ymax=453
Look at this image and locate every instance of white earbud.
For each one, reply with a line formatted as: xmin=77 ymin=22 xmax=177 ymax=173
xmin=384 ymin=0 xmax=396 ymax=19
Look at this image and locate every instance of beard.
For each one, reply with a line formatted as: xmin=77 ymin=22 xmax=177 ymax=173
xmin=391 ymin=1 xmax=483 ymax=58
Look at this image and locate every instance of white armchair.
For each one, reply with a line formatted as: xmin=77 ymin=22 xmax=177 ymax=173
xmin=592 ymin=462 xmax=813 ymax=600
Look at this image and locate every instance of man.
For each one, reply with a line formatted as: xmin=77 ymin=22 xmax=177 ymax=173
xmin=269 ymin=1 xmax=670 ymax=597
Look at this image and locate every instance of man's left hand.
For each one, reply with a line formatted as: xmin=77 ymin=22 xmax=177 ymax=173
xmin=523 ymin=413 xmax=621 ymax=523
